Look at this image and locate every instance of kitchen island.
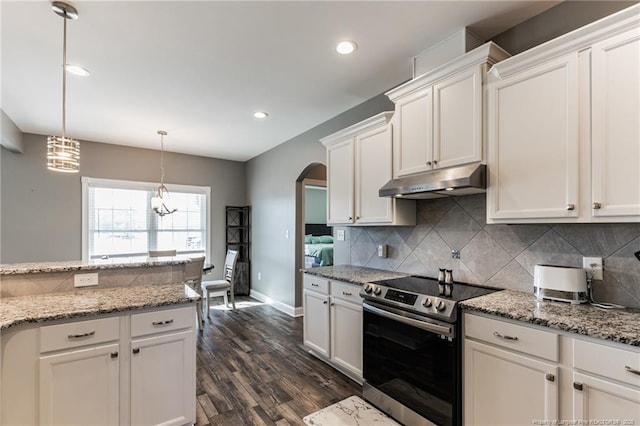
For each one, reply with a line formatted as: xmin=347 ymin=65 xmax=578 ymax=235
xmin=0 ymin=258 xmax=200 ymax=426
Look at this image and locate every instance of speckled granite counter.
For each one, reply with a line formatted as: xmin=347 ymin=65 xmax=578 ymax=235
xmin=0 ymin=283 xmax=199 ymax=330
xmin=461 ymin=290 xmax=640 ymax=347
xmin=0 ymin=256 xmax=192 ymax=275
xmin=304 ymin=265 xmax=408 ymax=285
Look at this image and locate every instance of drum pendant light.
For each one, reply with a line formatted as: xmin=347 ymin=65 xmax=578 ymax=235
xmin=47 ymin=1 xmax=80 ymax=173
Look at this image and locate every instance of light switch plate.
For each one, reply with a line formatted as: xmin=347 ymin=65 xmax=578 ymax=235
xmin=74 ymin=273 xmax=99 ymax=287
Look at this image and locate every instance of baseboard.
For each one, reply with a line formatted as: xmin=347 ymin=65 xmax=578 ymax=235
xmin=250 ymin=289 xmax=303 ymax=317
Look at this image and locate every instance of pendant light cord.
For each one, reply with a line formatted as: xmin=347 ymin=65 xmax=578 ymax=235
xmin=62 ymin=10 xmax=67 ymax=140
xmin=158 ymin=130 xmax=167 ymax=187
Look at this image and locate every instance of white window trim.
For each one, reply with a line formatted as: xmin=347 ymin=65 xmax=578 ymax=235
xmin=81 ymin=176 xmax=211 ymax=262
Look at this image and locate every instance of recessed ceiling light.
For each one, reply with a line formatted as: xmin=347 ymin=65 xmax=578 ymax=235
xmin=336 ymin=40 xmax=357 ymax=55
xmin=65 ymin=64 xmax=90 ymax=76
xmin=254 ymin=111 xmax=269 ymax=119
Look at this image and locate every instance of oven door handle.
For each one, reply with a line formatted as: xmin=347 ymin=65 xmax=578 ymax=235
xmin=363 ymin=302 xmax=453 ymax=337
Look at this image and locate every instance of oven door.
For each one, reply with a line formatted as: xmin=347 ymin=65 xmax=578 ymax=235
xmin=362 ymin=301 xmax=458 ymax=426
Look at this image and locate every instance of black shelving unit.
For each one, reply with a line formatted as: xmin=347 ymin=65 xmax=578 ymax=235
xmin=226 ymin=206 xmax=250 ymax=295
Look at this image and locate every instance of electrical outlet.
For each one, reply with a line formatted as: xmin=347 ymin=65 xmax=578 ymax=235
xmin=451 ymin=249 xmax=461 ymax=260
xmin=336 ymin=229 xmax=345 ymax=241
xmin=583 ymin=257 xmax=603 ymax=280
xmin=377 ymin=244 xmax=388 ymax=258
xmin=74 ymin=273 xmax=99 ymax=287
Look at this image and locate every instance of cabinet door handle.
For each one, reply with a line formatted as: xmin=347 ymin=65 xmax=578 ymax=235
xmin=110 ymin=351 xmax=119 ymax=359
xmin=593 ymin=202 xmax=602 ymax=209
xmin=566 ymin=204 xmax=575 ymax=211
xmin=493 ymin=331 xmax=518 ymax=341
xmin=311 ymin=283 xmax=319 ymax=287
xmin=330 ymin=303 xmax=335 ymax=306
xmin=625 ymin=366 xmax=640 ymax=376
xmin=545 ymin=373 xmax=555 ymax=382
xmin=342 ymin=291 xmax=352 ymax=296
xmin=67 ymin=331 xmax=95 ymax=340
xmin=433 ymin=160 xmax=438 ymax=166
xmin=323 ymin=301 xmax=328 ymax=304
xmin=573 ymin=382 xmax=583 ymax=391
xmin=152 ymin=319 xmax=174 ymax=326
xmin=132 ymin=348 xmax=140 ymax=354
xmin=426 ymin=161 xmax=432 ymax=166
xmin=356 ymin=216 xmax=360 ymax=220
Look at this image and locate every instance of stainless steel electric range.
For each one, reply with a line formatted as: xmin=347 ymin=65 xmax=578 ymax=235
xmin=360 ymin=275 xmax=499 ymax=426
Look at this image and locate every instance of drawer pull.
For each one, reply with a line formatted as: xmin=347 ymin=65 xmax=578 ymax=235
xmin=493 ymin=331 xmax=518 ymax=341
xmin=132 ymin=348 xmax=140 ymax=354
xmin=67 ymin=331 xmax=96 ymax=340
xmin=342 ymin=291 xmax=353 ymax=296
xmin=566 ymin=204 xmax=575 ymax=211
xmin=573 ymin=382 xmax=583 ymax=391
xmin=593 ymin=202 xmax=602 ymax=209
xmin=110 ymin=351 xmax=118 ymax=359
xmin=323 ymin=301 xmax=328 ymax=304
xmin=152 ymin=319 xmax=174 ymax=326
xmin=311 ymin=283 xmax=319 ymax=287
xmin=625 ymin=366 xmax=640 ymax=376
xmin=546 ymin=374 xmax=555 ymax=382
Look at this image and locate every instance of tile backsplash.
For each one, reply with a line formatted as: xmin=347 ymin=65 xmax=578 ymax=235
xmin=340 ymin=195 xmax=640 ymax=308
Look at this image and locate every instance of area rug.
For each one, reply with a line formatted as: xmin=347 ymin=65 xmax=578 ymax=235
xmin=303 ymin=395 xmax=400 ymax=425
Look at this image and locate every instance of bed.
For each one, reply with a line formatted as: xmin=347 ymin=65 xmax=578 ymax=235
xmin=304 ymin=224 xmax=333 ymax=267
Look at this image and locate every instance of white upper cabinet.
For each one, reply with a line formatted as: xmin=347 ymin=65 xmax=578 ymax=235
xmin=326 ymin=139 xmax=354 ymax=224
xmin=322 ymin=112 xmax=415 ymax=226
xmin=487 ymin=53 xmax=580 ymax=220
xmin=487 ymin=5 xmax=640 ymax=223
xmin=590 ymin=28 xmax=640 ymax=218
xmin=386 ymin=42 xmax=509 ymax=179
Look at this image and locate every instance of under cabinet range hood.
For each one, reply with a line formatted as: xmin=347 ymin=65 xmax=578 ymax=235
xmin=379 ymin=163 xmax=486 ymax=199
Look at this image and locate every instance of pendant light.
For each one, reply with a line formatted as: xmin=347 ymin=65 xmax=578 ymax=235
xmin=47 ymin=1 xmax=80 ymax=173
xmin=151 ymin=130 xmax=178 ymax=217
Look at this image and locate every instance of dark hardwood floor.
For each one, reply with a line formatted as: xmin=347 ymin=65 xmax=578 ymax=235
xmin=195 ymin=297 xmax=362 ymax=425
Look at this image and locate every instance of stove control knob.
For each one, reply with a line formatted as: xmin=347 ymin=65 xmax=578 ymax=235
xmin=373 ymin=287 xmax=382 ymax=296
xmin=364 ymin=284 xmax=373 ymax=293
xmin=422 ymin=298 xmax=432 ymax=308
xmin=435 ymin=300 xmax=446 ymax=312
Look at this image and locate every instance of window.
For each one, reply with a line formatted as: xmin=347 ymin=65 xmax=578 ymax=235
xmin=82 ymin=177 xmax=210 ymax=261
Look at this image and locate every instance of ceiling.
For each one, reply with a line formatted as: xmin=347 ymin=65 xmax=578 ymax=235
xmin=2 ymin=1 xmax=559 ymax=162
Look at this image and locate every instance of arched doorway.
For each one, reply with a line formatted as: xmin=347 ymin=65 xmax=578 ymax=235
xmin=294 ymin=162 xmax=327 ymax=310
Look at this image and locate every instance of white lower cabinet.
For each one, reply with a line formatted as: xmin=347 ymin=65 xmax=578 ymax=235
xmin=303 ymin=274 xmax=362 ymax=381
xmin=39 ymin=342 xmax=120 ymax=425
xmin=1 ymin=304 xmax=196 ymax=426
xmin=464 ymin=314 xmax=559 ymax=425
xmin=464 ymin=312 xmax=640 ymax=426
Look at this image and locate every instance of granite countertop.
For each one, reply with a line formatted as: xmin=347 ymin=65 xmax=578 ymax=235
xmin=461 ymin=290 xmax=640 ymax=347
xmin=304 ymin=265 xmax=409 ymax=285
xmin=0 ymin=256 xmax=193 ymax=275
xmin=0 ymin=283 xmax=200 ymax=330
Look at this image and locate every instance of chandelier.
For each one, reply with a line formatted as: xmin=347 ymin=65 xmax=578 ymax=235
xmin=151 ymin=130 xmax=177 ymax=216
xmin=47 ymin=1 xmax=80 ymax=173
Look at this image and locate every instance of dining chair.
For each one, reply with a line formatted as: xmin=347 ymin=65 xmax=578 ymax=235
xmin=148 ymin=249 xmax=177 ymax=257
xmin=201 ymin=250 xmax=239 ymax=315
xmin=183 ymin=256 xmax=206 ymax=328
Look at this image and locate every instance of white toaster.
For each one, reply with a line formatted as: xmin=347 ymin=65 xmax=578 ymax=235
xmin=533 ymin=264 xmax=588 ymax=304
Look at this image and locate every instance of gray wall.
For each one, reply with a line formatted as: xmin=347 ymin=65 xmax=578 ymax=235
xmin=343 ymin=196 xmax=640 ymax=308
xmin=491 ymin=1 xmax=637 ymax=54
xmin=305 ymin=186 xmax=327 ymax=224
xmin=246 ymin=94 xmax=394 ymax=308
xmin=1 ymin=134 xmax=245 ymax=276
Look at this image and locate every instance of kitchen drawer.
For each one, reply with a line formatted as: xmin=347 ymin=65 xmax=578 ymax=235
xmin=330 ymin=281 xmax=362 ymax=304
xmin=464 ymin=313 xmax=559 ymax=362
xmin=40 ymin=316 xmax=120 ymax=353
xmin=131 ymin=306 xmax=193 ymax=338
xmin=574 ymin=339 xmax=640 ymax=387
xmin=304 ymin=274 xmax=329 ymax=294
